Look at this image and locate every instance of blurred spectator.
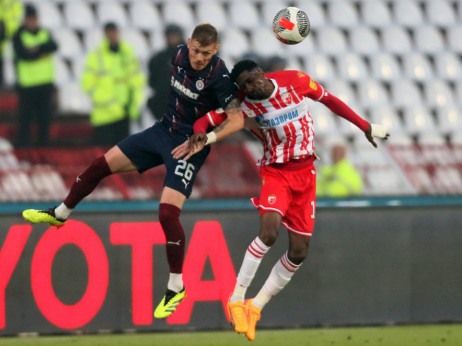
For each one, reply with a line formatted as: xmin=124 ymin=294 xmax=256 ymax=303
xmin=13 ymin=4 xmax=57 ymax=147
xmin=0 ymin=0 xmax=23 ymax=87
xmin=81 ymin=22 xmax=145 ymax=146
xmin=317 ymin=142 xmax=363 ymax=197
xmin=262 ymin=55 xmax=287 ymax=73
xmin=147 ymin=24 xmax=184 ymax=120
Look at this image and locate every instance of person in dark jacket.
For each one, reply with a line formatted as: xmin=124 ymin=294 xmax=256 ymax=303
xmin=147 ymin=24 xmax=184 ymax=120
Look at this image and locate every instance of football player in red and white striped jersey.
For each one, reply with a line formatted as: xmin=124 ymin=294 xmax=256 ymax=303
xmin=172 ymin=60 xmax=388 ymax=340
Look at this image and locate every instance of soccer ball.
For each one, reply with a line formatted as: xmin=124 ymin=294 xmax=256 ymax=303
xmin=272 ymin=7 xmax=310 ymax=45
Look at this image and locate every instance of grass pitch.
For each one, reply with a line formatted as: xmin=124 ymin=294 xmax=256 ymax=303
xmin=1 ymin=324 xmax=461 ymax=346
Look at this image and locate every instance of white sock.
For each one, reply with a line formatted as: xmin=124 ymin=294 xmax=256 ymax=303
xmin=230 ymin=237 xmax=270 ymax=303
xmin=252 ymin=252 xmax=301 ymax=310
xmin=55 ymin=203 xmax=72 ymax=219
xmin=167 ymin=273 xmax=183 ymax=292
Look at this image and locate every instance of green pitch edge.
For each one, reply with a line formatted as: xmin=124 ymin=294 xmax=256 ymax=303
xmin=1 ymin=196 xmax=462 ymax=214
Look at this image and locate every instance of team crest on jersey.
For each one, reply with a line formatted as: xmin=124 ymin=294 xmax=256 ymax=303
xmin=268 ymin=194 xmax=277 ymax=204
xmin=196 ymin=79 xmax=204 ymax=91
xmin=282 ymin=93 xmax=292 ymax=105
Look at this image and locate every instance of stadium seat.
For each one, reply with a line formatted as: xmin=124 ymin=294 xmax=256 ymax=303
xmin=70 ymin=55 xmax=86 ymax=81
xmin=434 ymin=52 xmax=462 ymax=81
xmin=128 ymin=1 xmax=162 ymax=31
xmin=308 ymin=102 xmax=339 ymax=137
xmin=449 ymin=131 xmax=462 ymax=145
xmin=228 ymin=2 xmax=261 ymax=30
xmin=149 ymin=29 xmax=167 ymax=54
xmin=455 ymin=78 xmax=462 ymax=101
xmin=162 ymin=2 xmax=196 ymax=31
xmin=327 ymin=1 xmax=359 ymax=28
xmin=58 ymin=82 xmax=92 ymax=114
xmin=417 ymin=132 xmax=446 ymax=146
xmin=337 ymin=105 xmax=366 ymax=136
xmin=250 ymin=28 xmax=283 ymax=58
xmin=392 ymin=0 xmax=424 ymax=27
xmin=196 ymin=2 xmax=227 ymax=32
xmin=386 ymin=132 xmax=413 ymax=146
xmin=401 ymin=105 xmax=436 ymax=134
xmin=36 ymin=2 xmax=63 ymax=29
xmin=436 ymin=105 xmax=462 ymax=133
xmin=424 ymin=1 xmax=456 ymax=27
xmin=422 ymin=80 xmax=455 ymax=108
xmin=381 ymin=27 xmax=413 ymax=54
xmin=369 ymin=53 xmax=402 ymax=81
xmin=390 ymin=80 xmax=423 ymax=108
xmin=83 ymin=28 xmax=104 ymax=52
xmin=3 ymin=58 xmax=15 ymax=86
xmin=334 ymin=53 xmax=369 ymax=81
xmin=285 ymin=57 xmax=303 ymax=71
xmin=53 ymin=28 xmax=83 ymax=60
xmin=54 ymin=57 xmax=72 ymax=86
xmin=96 ymin=2 xmax=129 ymax=28
xmin=357 ymin=80 xmax=390 ymax=108
xmin=360 ymin=1 xmax=392 ymax=28
xmin=121 ymin=29 xmax=150 ymax=61
xmin=369 ymin=105 xmax=404 ymax=134
xmin=349 ymin=26 xmax=381 ymax=55
xmin=325 ymin=80 xmax=359 ymax=108
xmin=402 ymin=53 xmax=434 ymax=81
xmin=63 ymin=2 xmax=95 ymax=30
xmin=317 ymin=27 xmax=348 ymax=55
xmin=294 ymin=1 xmax=326 ymax=27
xmin=261 ymin=0 xmax=287 ymax=25
xmin=220 ymin=28 xmax=250 ymax=58
xmin=413 ymin=26 xmax=445 ymax=54
xmin=285 ymin=34 xmax=316 ymax=57
xmin=447 ymin=25 xmax=462 ymax=54
xmin=303 ymin=54 xmax=337 ymax=82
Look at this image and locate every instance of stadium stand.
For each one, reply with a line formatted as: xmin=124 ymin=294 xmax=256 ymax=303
xmin=0 ymin=0 xmax=461 ymax=199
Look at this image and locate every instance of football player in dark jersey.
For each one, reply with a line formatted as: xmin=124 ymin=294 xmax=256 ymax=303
xmin=22 ymin=23 xmax=244 ymax=319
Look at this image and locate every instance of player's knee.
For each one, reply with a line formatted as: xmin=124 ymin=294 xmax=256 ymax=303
xmin=158 ymin=203 xmax=181 ymax=225
xmin=259 ymin=227 xmax=279 ymax=247
xmin=288 ymin=246 xmax=308 ymax=265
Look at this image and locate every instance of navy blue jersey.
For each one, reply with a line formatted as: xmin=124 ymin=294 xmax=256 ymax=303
xmin=160 ymin=44 xmax=237 ymax=136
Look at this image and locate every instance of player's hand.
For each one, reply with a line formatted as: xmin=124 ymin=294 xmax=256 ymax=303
xmin=171 ymin=132 xmax=207 ymax=160
xmin=365 ymin=123 xmax=389 ymax=148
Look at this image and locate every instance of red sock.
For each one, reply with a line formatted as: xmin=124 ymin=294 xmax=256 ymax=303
xmin=63 ymin=156 xmax=112 ymax=208
xmin=159 ymin=203 xmax=185 ymax=274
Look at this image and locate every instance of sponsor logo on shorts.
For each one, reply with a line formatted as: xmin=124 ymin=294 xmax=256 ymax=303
xmin=268 ymin=195 xmax=277 ymax=204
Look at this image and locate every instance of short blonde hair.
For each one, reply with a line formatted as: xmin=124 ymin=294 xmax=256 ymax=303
xmin=191 ymin=23 xmax=218 ymax=46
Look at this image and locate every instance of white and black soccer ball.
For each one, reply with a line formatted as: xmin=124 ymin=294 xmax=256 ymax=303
xmin=272 ymin=7 xmax=310 ymax=45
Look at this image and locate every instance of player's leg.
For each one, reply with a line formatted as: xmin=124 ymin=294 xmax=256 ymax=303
xmin=228 ymin=211 xmax=281 ymax=334
xmin=229 ymin=165 xmax=290 ymax=334
xmin=154 ymin=145 xmax=210 ymax=319
xmin=245 ymin=164 xmax=315 ymax=341
xmin=154 ymin=186 xmax=187 ymax=318
xmin=22 ymin=145 xmax=137 ymax=226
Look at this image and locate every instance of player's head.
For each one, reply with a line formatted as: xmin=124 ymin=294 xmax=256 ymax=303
xmin=231 ymin=60 xmax=274 ymax=100
xmin=188 ymin=23 xmax=219 ymax=71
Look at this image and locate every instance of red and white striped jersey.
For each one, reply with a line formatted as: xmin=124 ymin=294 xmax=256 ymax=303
xmin=207 ymin=70 xmax=326 ymax=165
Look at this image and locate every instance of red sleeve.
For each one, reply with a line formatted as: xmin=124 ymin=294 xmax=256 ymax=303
xmin=193 ymin=108 xmax=227 ymax=133
xmin=319 ymin=91 xmax=370 ymax=131
xmin=284 ymin=71 xmax=324 ymax=101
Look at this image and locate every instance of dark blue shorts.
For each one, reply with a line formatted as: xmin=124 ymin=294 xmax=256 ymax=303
xmin=117 ymin=121 xmax=210 ymax=198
